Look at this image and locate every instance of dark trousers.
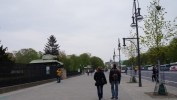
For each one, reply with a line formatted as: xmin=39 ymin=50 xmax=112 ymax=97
xmin=57 ymin=76 xmax=61 ymax=83
xmin=152 ymin=74 xmax=156 ymax=82
xmin=97 ymin=85 xmax=103 ymax=100
xmin=152 ymin=74 xmax=159 ymax=83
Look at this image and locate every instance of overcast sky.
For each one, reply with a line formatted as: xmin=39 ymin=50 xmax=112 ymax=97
xmin=0 ymin=0 xmax=177 ymax=62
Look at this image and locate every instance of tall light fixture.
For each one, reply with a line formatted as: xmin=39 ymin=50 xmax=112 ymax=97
xmin=118 ymin=38 xmax=121 ymax=70
xmin=131 ymin=0 xmax=143 ymax=87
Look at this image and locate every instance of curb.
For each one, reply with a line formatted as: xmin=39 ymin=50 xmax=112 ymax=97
xmin=0 ymin=79 xmax=55 ymax=94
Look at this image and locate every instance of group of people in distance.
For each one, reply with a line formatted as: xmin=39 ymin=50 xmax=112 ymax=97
xmin=94 ymin=64 xmax=121 ymax=100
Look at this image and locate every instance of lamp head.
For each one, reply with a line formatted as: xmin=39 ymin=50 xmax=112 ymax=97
xmin=130 ymin=23 xmax=136 ymax=28
xmin=136 ymin=8 xmax=143 ymax=22
xmin=136 ymin=15 xmax=143 ymax=22
xmin=123 ymin=38 xmax=126 ymax=46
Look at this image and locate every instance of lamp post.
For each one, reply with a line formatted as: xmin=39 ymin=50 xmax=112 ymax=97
xmin=118 ymin=38 xmax=121 ymax=70
xmin=113 ymin=48 xmax=116 ymax=64
xmin=126 ymin=0 xmax=143 ymax=87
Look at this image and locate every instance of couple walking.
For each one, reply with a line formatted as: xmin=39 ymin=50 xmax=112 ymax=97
xmin=94 ymin=64 xmax=121 ymax=100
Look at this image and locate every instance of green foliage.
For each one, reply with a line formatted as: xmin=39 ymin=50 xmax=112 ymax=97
xmin=136 ymin=0 xmax=177 ymax=66
xmin=90 ymin=56 xmax=104 ymax=69
xmin=0 ymin=41 xmax=14 ymax=62
xmin=58 ymin=52 xmax=104 ymax=71
xmin=166 ymin=37 xmax=177 ymax=62
xmin=123 ymin=37 xmax=177 ymax=66
xmin=13 ymin=48 xmax=40 ymax=64
xmin=44 ymin=35 xmax=59 ymax=55
xmin=79 ymin=53 xmax=91 ymax=66
xmin=141 ymin=0 xmax=177 ymax=57
xmin=0 ymin=41 xmax=8 ymax=62
xmin=0 ymin=41 xmax=14 ymax=73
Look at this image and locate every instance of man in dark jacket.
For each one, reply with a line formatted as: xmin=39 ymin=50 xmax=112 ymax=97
xmin=109 ymin=64 xmax=121 ymax=99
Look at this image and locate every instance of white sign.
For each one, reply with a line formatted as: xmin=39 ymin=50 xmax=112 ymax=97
xmin=46 ymin=66 xmax=50 ymax=75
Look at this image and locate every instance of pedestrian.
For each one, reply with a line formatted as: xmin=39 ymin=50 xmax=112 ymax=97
xmin=155 ymin=65 xmax=159 ymax=83
xmin=134 ymin=66 xmax=138 ymax=75
xmin=125 ymin=67 xmax=128 ymax=75
xmin=87 ymin=70 xmax=89 ymax=76
xmin=109 ymin=64 xmax=121 ymax=99
xmin=152 ymin=65 xmax=156 ymax=82
xmin=56 ymin=68 xmax=62 ymax=83
xmin=94 ymin=67 xmax=107 ymax=100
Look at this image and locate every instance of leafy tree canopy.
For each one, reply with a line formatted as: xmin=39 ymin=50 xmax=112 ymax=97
xmin=141 ymin=0 xmax=177 ymax=50
xmin=90 ymin=56 xmax=104 ymax=69
xmin=13 ymin=48 xmax=40 ymax=64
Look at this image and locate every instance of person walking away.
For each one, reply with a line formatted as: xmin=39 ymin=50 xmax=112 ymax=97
xmin=94 ymin=67 xmax=107 ymax=100
xmin=56 ymin=68 xmax=62 ymax=83
xmin=109 ymin=64 xmax=121 ymax=99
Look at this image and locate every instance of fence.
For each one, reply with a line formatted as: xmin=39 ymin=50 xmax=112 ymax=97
xmin=0 ymin=62 xmax=81 ymax=88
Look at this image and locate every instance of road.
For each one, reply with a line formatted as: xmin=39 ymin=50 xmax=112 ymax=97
xmin=127 ymin=70 xmax=177 ymax=87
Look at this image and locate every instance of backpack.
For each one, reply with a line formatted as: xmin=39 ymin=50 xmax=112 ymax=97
xmin=112 ymin=69 xmax=118 ymax=80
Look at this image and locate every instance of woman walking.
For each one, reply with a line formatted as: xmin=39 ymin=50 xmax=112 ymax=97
xmin=94 ymin=67 xmax=107 ymax=100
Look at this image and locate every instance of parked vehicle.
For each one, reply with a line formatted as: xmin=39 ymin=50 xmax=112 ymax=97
xmin=170 ymin=66 xmax=177 ymax=71
xmin=121 ymin=65 xmax=127 ymax=73
xmin=145 ymin=65 xmax=153 ymax=71
xmin=160 ymin=64 xmax=170 ymax=71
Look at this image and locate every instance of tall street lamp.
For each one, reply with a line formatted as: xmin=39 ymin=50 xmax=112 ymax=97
xmin=118 ymin=38 xmax=121 ymax=70
xmin=113 ymin=48 xmax=116 ymax=64
xmin=130 ymin=0 xmax=143 ymax=87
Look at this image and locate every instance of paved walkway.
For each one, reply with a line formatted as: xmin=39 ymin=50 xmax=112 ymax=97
xmin=0 ymin=72 xmax=177 ymax=100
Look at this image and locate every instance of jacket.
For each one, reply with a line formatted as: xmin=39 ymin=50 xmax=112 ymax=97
xmin=109 ymin=68 xmax=121 ymax=83
xmin=56 ymin=69 xmax=62 ymax=76
xmin=94 ymin=71 xmax=107 ymax=86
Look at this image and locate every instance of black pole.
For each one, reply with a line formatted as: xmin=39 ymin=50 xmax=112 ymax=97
xmin=118 ymin=38 xmax=121 ymax=70
xmin=134 ymin=0 xmax=142 ymax=87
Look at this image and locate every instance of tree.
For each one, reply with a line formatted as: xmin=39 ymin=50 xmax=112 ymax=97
xmin=0 ymin=41 xmax=8 ymax=62
xmin=57 ymin=51 xmax=70 ymax=71
xmin=141 ymin=0 xmax=177 ymax=60
xmin=140 ymin=0 xmax=177 ymax=95
xmin=0 ymin=41 xmax=14 ymax=73
xmin=166 ymin=37 xmax=177 ymax=62
xmin=90 ymin=56 xmax=104 ymax=69
xmin=14 ymin=48 xmax=40 ymax=64
xmin=79 ymin=53 xmax=91 ymax=67
xmin=44 ymin=35 xmax=59 ymax=55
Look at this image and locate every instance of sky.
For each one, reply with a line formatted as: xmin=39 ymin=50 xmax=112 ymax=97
xmin=0 ymin=0 xmax=177 ymax=63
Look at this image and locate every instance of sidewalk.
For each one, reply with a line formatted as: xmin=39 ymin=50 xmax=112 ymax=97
xmin=0 ymin=72 xmax=177 ymax=100
xmin=120 ymin=73 xmax=177 ymax=100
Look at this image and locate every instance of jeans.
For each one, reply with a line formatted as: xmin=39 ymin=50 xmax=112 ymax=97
xmin=111 ymin=81 xmax=118 ymax=98
xmin=97 ymin=85 xmax=103 ymax=99
xmin=57 ymin=76 xmax=61 ymax=83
